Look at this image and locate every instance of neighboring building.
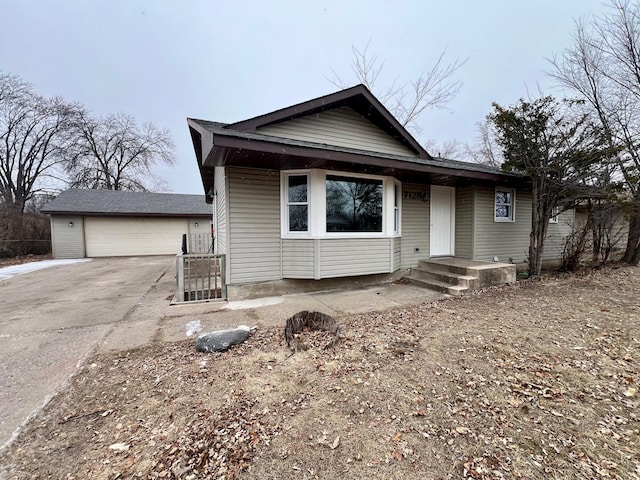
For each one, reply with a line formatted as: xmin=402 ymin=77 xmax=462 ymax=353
xmin=42 ymin=189 xmax=212 ymax=258
xmin=186 ymin=84 xmax=574 ymax=296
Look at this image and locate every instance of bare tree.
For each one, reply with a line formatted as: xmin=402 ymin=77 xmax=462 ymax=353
xmin=423 ymin=138 xmax=464 ymax=159
xmin=549 ymin=0 xmax=640 ymax=264
xmin=68 ymin=112 xmax=175 ymax=191
xmin=0 ymin=72 xmax=78 ymax=211
xmin=463 ymin=119 xmax=504 ymax=168
xmin=329 ymin=41 xmax=467 ymax=135
xmin=0 ymin=72 xmax=79 ymax=254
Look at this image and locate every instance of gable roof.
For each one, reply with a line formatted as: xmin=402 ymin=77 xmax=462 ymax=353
xmin=228 ymin=84 xmax=430 ymax=158
xmin=41 ymin=189 xmax=211 ymax=217
xmin=188 ymin=85 xmax=526 ymax=201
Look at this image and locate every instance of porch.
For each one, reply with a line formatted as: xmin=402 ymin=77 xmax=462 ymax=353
xmin=405 ymin=257 xmax=517 ymax=295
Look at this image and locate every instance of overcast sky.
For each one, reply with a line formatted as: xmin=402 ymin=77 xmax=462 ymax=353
xmin=1 ymin=1 xmax=610 ymax=195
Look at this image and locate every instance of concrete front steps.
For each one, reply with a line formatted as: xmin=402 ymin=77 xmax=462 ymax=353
xmin=405 ymin=257 xmax=516 ymax=296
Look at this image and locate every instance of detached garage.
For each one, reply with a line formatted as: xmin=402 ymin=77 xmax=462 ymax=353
xmin=42 ymin=189 xmax=212 ymax=258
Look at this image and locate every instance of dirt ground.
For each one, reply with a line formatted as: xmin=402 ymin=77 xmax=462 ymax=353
xmin=1 ymin=266 xmax=639 ymax=479
xmin=0 ymin=254 xmax=51 ymax=267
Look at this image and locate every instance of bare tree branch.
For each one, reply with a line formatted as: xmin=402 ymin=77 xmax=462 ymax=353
xmin=462 ymin=119 xmax=504 ymax=168
xmin=0 ymin=72 xmax=79 ymax=212
xmin=329 ymin=42 xmax=467 ymax=135
xmin=67 ymin=112 xmax=175 ymax=191
xmin=549 ymin=0 xmax=640 ymax=264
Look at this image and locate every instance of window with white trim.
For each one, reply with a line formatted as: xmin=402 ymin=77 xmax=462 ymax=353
xmin=286 ymin=174 xmax=309 ymax=233
xmin=494 ymin=188 xmax=515 ymax=222
xmin=549 ymin=206 xmax=560 ymax=224
xmin=281 ymin=169 xmax=399 ymax=238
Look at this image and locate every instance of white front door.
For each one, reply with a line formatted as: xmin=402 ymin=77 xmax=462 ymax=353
xmin=430 ymin=185 xmax=455 ymax=256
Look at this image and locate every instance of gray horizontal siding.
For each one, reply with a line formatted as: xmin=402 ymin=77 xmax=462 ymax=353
xmin=473 ymin=186 xmax=577 ymax=263
xmin=575 ymin=207 xmax=629 ymax=249
xmin=400 ymin=184 xmax=430 ymax=269
xmin=543 ymin=209 xmax=575 ymax=261
xmin=51 ymin=216 xmax=85 ymax=259
xmin=257 ymin=106 xmax=417 ymax=157
xmin=228 ymin=167 xmax=281 ymax=284
xmin=473 ymin=186 xmax=531 ymax=264
xmin=392 ymin=237 xmax=401 ymax=271
xmin=282 ymin=239 xmax=316 ymax=279
xmin=320 ymin=238 xmax=392 ymax=277
xmin=455 ymin=186 xmax=474 ymax=259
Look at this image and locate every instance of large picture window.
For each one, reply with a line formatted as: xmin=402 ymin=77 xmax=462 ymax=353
xmin=326 ymin=175 xmax=383 ymax=232
xmin=494 ymin=188 xmax=515 ymax=222
xmin=287 ymin=174 xmax=308 ymax=232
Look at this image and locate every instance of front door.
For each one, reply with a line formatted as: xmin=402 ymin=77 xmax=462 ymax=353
xmin=430 ymin=185 xmax=455 ymax=256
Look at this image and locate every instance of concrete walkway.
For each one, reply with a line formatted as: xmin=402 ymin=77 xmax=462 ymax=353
xmin=100 ymin=266 xmax=446 ymax=350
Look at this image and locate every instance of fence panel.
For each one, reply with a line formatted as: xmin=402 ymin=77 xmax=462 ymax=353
xmin=175 ymin=253 xmax=225 ymax=302
xmin=189 ymin=233 xmax=213 ymax=254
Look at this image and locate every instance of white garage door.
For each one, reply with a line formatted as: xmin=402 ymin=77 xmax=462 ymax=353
xmin=84 ymin=217 xmax=188 ymax=257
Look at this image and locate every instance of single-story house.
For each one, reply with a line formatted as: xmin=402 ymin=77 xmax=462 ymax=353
xmin=187 ymin=84 xmax=575 ymax=297
xmin=42 ymin=189 xmax=212 ymax=258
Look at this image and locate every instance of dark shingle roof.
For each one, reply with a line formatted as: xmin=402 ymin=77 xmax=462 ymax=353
xmin=41 ymin=189 xmax=211 ymax=217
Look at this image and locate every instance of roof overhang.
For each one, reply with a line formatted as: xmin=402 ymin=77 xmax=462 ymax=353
xmin=189 ymin=121 xmax=526 ymax=203
xmin=42 ymin=210 xmax=212 ymax=218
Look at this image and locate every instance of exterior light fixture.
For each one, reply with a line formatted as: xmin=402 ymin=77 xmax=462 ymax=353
xmin=69 ymin=221 xmax=74 ymax=227
xmin=195 ymin=222 xmax=199 ymax=227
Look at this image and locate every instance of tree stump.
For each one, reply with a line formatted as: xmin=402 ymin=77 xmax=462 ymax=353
xmin=284 ymin=311 xmax=341 ymax=350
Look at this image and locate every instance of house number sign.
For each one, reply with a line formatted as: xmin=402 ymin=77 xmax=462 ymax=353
xmin=403 ymin=191 xmax=429 ymax=201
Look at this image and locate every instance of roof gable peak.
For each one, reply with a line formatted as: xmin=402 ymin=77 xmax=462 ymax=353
xmin=228 ymin=84 xmax=431 ymax=159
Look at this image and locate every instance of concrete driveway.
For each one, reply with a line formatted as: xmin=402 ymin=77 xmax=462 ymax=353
xmin=0 ymin=256 xmax=176 ymax=449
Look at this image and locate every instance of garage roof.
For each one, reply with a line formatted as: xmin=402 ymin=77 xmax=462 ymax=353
xmin=41 ymin=189 xmax=212 ymax=217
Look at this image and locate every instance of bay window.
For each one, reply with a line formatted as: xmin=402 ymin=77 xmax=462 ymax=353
xmin=282 ymin=170 xmax=399 ymax=237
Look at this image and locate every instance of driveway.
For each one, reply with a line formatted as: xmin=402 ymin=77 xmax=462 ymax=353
xmin=0 ymin=256 xmax=175 ymax=449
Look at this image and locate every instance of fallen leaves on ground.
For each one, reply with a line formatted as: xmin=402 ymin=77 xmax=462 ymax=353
xmin=1 ymin=266 xmax=639 ymax=479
